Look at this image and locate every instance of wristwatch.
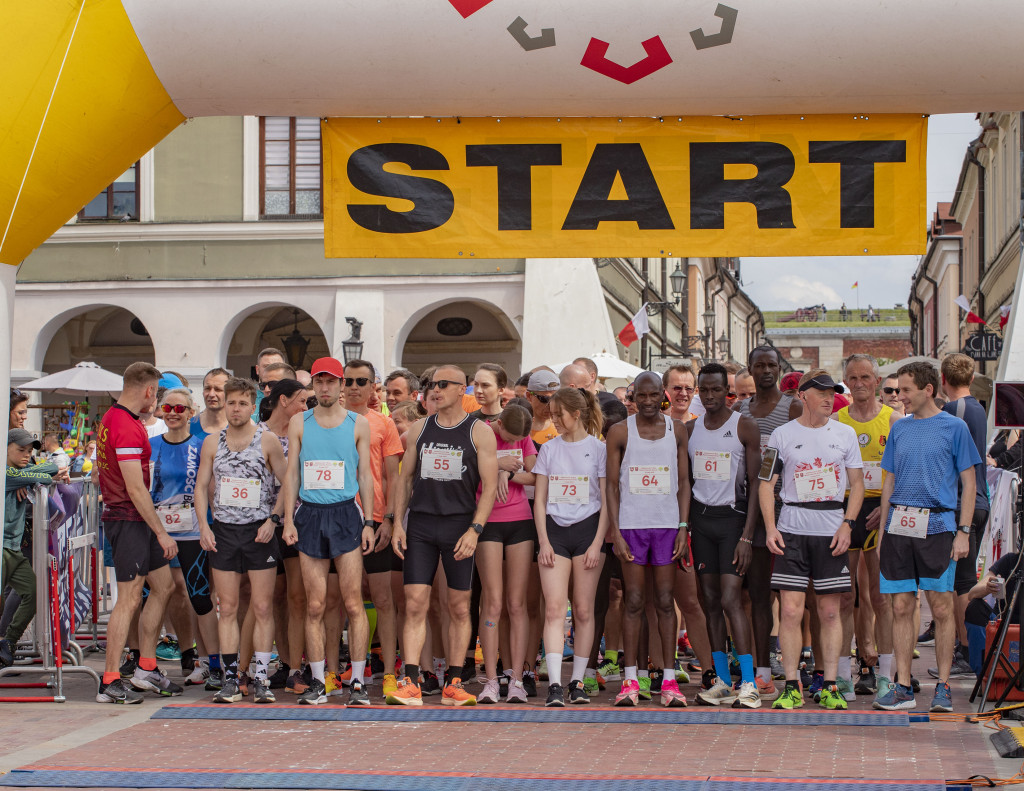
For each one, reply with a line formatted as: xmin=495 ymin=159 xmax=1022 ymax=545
xmin=957 ymin=524 xmax=972 ymax=535
xmin=383 ymin=513 xmax=395 ymax=521
xmin=363 ymin=519 xmax=375 ymax=528
xmin=842 ymin=518 xmax=854 ymax=528
xmin=270 ymin=514 xmax=282 ymax=526
xmin=470 ymin=522 xmax=484 ymax=534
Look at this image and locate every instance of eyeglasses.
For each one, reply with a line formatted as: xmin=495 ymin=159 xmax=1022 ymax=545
xmin=669 ymin=385 xmax=695 ymax=394
xmin=160 ymin=404 xmax=189 ymax=414
xmin=882 ymin=386 xmax=900 ymax=395
xmin=425 ymin=379 xmax=461 ymax=391
xmin=344 ymin=377 xmax=371 ymax=387
xmin=258 ymin=381 xmax=273 ymax=390
xmin=9 ymin=389 xmax=22 ymax=397
xmin=528 ymin=391 xmax=552 ymax=404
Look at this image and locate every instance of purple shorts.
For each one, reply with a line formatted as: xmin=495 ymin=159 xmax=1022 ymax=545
xmin=622 ymin=528 xmax=677 ymax=566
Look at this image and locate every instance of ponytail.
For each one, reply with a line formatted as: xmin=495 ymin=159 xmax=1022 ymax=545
xmin=549 ymin=387 xmax=603 ymax=438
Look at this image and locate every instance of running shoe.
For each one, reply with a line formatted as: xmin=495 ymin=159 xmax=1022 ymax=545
xmin=268 ymin=663 xmax=290 ymax=690
xmin=567 ymin=679 xmax=590 ymax=704
xmin=913 ymin=648 xmax=921 ymax=659
xmin=0 ymin=638 xmax=13 ymax=668
xmin=927 ymin=654 xmax=975 ymax=680
xmin=595 ymin=670 xmax=607 ymax=690
xmin=808 ymin=671 xmax=825 ymax=700
xmin=929 ymin=681 xmax=953 ymax=713
xmin=770 ymin=650 xmax=786 ymax=680
xmin=506 ymin=679 xmax=528 ymax=704
xmin=119 ymin=651 xmax=138 ymax=679
xmin=854 ymin=662 xmax=877 ymax=695
xmin=382 ymin=673 xmax=398 ymax=698
xmin=499 ymin=674 xmax=510 ymax=698
xmin=96 ymin=677 xmax=144 ymax=704
xmin=478 ymin=678 xmax=501 ymax=704
xmin=253 ymin=678 xmax=275 ymax=704
xmin=285 ymin=669 xmax=308 ymax=694
xmin=348 ymin=679 xmax=370 ymax=706
xmin=696 ymin=678 xmax=737 ymax=706
xmin=155 ymin=636 xmax=181 ymax=661
xmin=213 ymin=678 xmax=243 ymax=704
xmin=420 ymin=671 xmax=441 ymax=696
xmin=184 ymin=664 xmax=210 ymax=686
xmin=917 ymin=620 xmax=936 ymax=646
xmin=615 ymin=679 xmax=639 ymax=707
xmin=649 ymin=669 xmax=663 ymax=693
xmin=673 ymin=659 xmax=690 ymax=684
xmin=325 ymin=671 xmax=345 ymax=697
xmin=678 ymin=632 xmax=694 ymax=657
xmin=836 ymin=676 xmax=856 ymax=702
xmin=700 ymin=669 xmax=717 ymax=691
xmin=522 ymin=671 xmax=537 ymax=698
xmin=537 ymin=657 xmax=548 ymax=681
xmin=463 ymin=657 xmax=478 ymax=683
xmin=442 ymin=678 xmax=476 ymax=706
xmin=732 ymin=681 xmax=761 ymax=709
xmin=875 ymin=675 xmax=894 ymax=701
xmin=910 ymin=675 xmax=921 ymax=693
xmin=131 ymin=668 xmax=184 ymax=697
xmin=772 ymin=686 xmax=804 ymax=710
xmin=298 ymin=678 xmax=328 ymax=705
xmin=370 ymin=652 xmax=386 ymax=680
xmin=818 ymin=684 xmax=848 ymax=710
xmin=873 ymin=683 xmax=915 ymax=710
xmin=546 ymin=682 xmax=565 ymax=707
xmin=756 ymin=677 xmax=779 ymax=702
xmin=338 ymin=663 xmax=371 ymax=687
xmin=688 ymin=659 xmax=702 ymax=674
xmin=386 ymin=676 xmax=423 ymax=706
xmin=583 ymin=674 xmax=600 ymax=697
xmin=204 ymin=669 xmax=224 ymax=692
xmin=637 ymin=676 xmax=652 ymax=701
xmin=598 ymin=659 xmax=621 ymax=682
xmin=660 ymin=677 xmax=688 ymax=707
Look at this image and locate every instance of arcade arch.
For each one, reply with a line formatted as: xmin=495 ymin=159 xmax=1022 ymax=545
xmin=223 ymin=304 xmax=328 ymax=377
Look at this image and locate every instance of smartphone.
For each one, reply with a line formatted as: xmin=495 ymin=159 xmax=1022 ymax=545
xmin=758 ymin=447 xmax=780 ymax=481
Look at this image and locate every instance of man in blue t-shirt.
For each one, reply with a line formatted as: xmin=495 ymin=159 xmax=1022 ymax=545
xmin=875 ymin=362 xmax=981 ymax=714
xmin=940 ymin=353 xmax=990 ymax=678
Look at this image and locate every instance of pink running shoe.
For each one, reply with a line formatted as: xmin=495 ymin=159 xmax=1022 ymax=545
xmin=660 ymin=677 xmax=688 ymax=708
xmin=615 ymin=679 xmax=640 ymax=707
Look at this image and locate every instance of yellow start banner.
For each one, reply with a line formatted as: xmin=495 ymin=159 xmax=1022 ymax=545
xmin=322 ymin=115 xmax=927 ymax=259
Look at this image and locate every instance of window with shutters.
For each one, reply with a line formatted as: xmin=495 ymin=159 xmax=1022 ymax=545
xmin=78 ymin=162 xmax=140 ymax=221
xmin=260 ymin=116 xmax=323 ymax=219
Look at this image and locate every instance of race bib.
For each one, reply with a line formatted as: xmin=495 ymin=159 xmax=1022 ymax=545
xmin=628 ymin=465 xmax=670 ymax=495
xmin=793 ymin=464 xmax=839 ymax=502
xmin=303 ymin=459 xmax=345 ymax=490
xmin=219 ymin=476 xmax=261 ymax=508
xmin=548 ymin=475 xmax=589 ymax=505
xmin=759 ymin=435 xmax=770 ymax=459
xmin=888 ymin=505 xmax=928 ymax=538
xmin=694 ymin=450 xmax=731 ymax=482
xmin=497 ymin=449 xmax=523 ymax=461
xmin=421 ymin=447 xmax=463 ymax=481
xmin=862 ymin=461 xmax=882 ymax=489
xmin=157 ymin=504 xmax=193 ymax=534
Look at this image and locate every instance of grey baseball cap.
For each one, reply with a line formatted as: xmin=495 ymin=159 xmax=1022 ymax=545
xmin=526 ymin=370 xmax=559 ymax=393
xmin=8 ymin=429 xmax=40 ymax=449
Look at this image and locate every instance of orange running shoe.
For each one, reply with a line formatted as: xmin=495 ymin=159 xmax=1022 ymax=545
xmin=595 ymin=670 xmax=607 ymax=690
xmin=442 ymin=678 xmax=477 ymax=706
xmin=386 ymin=676 xmax=423 ymax=706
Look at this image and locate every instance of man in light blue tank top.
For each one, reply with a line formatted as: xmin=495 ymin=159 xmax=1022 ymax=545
xmin=280 ymin=357 xmax=376 ymax=706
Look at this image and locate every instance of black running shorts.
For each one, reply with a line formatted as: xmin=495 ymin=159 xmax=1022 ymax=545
xmin=403 ymin=512 xmax=475 ymax=591
xmin=770 ymin=532 xmax=850 ymax=594
xmin=104 ymin=519 xmax=169 ymax=582
xmin=209 ymin=519 xmax=280 ymax=574
xmin=690 ymin=503 xmax=746 ymax=576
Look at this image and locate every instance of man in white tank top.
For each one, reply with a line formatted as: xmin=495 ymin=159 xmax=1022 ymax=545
xmin=606 ymin=372 xmax=691 ymax=707
xmin=687 ymin=363 xmax=766 ymax=708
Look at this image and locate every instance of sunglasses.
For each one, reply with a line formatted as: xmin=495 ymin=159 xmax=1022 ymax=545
xmin=625 ymin=393 xmax=634 ymax=402
xmin=160 ymin=404 xmax=189 ymax=414
xmin=9 ymin=389 xmax=22 ymax=397
xmin=882 ymin=386 xmax=900 ymax=395
xmin=426 ymin=379 xmax=461 ymax=391
xmin=528 ymin=391 xmax=552 ymax=404
xmin=344 ymin=377 xmax=371 ymax=387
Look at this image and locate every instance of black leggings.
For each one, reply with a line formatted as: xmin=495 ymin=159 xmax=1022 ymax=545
xmin=141 ymin=541 xmax=214 ymax=616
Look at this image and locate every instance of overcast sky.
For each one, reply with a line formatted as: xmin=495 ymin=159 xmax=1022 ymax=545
xmin=740 ymin=113 xmax=981 ymax=311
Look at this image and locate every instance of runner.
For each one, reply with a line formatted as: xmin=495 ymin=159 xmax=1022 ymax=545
xmin=190 ymin=368 xmax=230 ymax=441
xmin=606 ymin=372 xmax=690 ymax=708
xmin=388 ymin=364 xmax=498 ymax=706
xmin=737 ymin=345 xmax=803 ymax=697
xmin=534 ymin=387 xmax=607 ymax=707
xmin=476 ymin=403 xmax=537 ymax=704
xmin=252 ymin=347 xmax=286 ymax=417
xmin=149 ymin=388 xmax=220 ymax=687
xmin=281 ymin=357 xmax=376 ymax=706
xmin=763 ymin=369 xmax=863 ymax=711
xmin=664 ymin=364 xmax=699 ymax=423
xmin=194 ymin=378 xmax=287 ymax=704
xmin=96 ymin=363 xmax=182 ymax=704
xmin=686 ymin=363 xmax=765 ymax=708
xmin=344 ymin=360 xmax=404 ymax=699
xmin=874 ymin=361 xmax=979 ymax=713
xmin=834 ymin=354 xmax=900 ymax=698
xmin=384 ymin=369 xmax=420 ymax=412
xmin=734 ymin=368 xmax=756 ymax=402
xmin=880 ymin=375 xmax=905 ymax=416
xmin=527 ymin=370 xmax=560 ymax=446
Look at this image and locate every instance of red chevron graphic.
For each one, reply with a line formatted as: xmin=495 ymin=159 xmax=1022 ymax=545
xmin=448 ymin=0 xmax=494 ymax=18
xmin=581 ymin=36 xmax=673 ymax=84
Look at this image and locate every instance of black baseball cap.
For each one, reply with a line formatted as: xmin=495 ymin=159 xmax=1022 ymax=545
xmin=798 ymin=374 xmax=845 ymax=394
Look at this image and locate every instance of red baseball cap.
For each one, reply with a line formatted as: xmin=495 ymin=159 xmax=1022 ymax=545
xmin=310 ymin=357 xmax=344 ymax=379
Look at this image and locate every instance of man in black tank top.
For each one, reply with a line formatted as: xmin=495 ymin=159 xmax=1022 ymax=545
xmin=734 ymin=346 xmax=802 ymax=687
xmin=390 ymin=365 xmax=498 ymax=707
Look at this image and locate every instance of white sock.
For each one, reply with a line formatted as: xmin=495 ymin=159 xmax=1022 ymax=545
xmin=545 ymin=652 xmax=563 ymax=687
xmin=757 ymin=666 xmax=770 ymax=683
xmin=624 ymin=665 xmax=638 ymax=682
xmin=878 ymin=653 xmax=893 ymax=680
xmin=663 ymin=667 xmax=674 ymax=683
xmin=571 ymin=655 xmax=588 ymax=683
xmin=310 ymin=660 xmax=326 ymax=683
xmin=638 ymin=668 xmax=650 ymax=679
xmin=584 ymin=667 xmax=597 ymax=679
xmin=350 ymin=660 xmax=366 ymax=684
xmin=433 ymin=657 xmax=446 ymax=677
xmin=254 ymin=652 xmax=272 ymax=682
xmin=837 ymin=658 xmax=852 ymax=684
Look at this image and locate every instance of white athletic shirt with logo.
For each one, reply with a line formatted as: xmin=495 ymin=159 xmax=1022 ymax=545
xmin=617 ymin=414 xmax=679 ymax=531
xmin=767 ymin=419 xmax=862 ymax=537
xmin=533 ymin=434 xmax=606 ymax=527
xmin=688 ymin=411 xmax=745 ymax=508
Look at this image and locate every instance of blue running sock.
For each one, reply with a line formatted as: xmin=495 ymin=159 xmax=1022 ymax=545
xmin=712 ymin=651 xmax=731 ymax=682
xmin=738 ymin=654 xmax=756 ymax=685
xmin=208 ymin=654 xmax=221 ymax=671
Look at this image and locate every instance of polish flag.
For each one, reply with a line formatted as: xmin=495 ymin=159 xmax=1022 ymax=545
xmin=1000 ymin=304 xmax=1012 ymax=329
xmin=618 ymin=304 xmax=650 ymax=348
xmin=954 ymin=295 xmax=986 ymax=324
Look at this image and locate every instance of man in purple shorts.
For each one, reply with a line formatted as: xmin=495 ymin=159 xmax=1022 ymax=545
xmin=607 ymin=372 xmax=691 ymax=707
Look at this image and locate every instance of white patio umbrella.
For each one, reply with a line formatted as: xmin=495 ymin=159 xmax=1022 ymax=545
xmin=877 ymin=355 xmax=939 ymax=376
xmin=19 ymin=361 xmax=123 ymax=396
xmin=586 ymin=352 xmax=646 ymax=380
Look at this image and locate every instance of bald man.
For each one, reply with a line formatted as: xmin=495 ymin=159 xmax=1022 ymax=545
xmin=560 ymin=364 xmax=592 ymax=390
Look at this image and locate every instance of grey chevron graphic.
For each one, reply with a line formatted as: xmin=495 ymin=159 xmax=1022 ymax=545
xmin=508 ymin=16 xmax=556 ymax=51
xmin=690 ymin=4 xmax=738 ymax=50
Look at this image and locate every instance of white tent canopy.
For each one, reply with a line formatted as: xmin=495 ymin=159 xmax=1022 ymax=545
xmin=19 ymin=361 xmax=123 ymax=397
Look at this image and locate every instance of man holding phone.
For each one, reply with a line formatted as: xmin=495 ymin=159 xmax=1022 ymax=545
xmin=760 ymin=369 xmax=864 ymax=711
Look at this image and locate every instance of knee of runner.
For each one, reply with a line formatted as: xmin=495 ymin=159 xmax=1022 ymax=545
xmin=869 ymin=590 xmax=888 ymax=614
xmin=305 ymin=596 xmax=327 ymax=620
xmin=191 ymin=595 xmax=214 ymax=617
xmin=780 ymin=598 xmax=804 ymax=622
xmin=890 ymin=594 xmax=917 ymax=619
xmin=839 ymin=590 xmax=855 ymax=610
xmin=504 ymin=594 xmax=526 ymax=618
xmin=623 ymin=589 xmax=645 ymax=616
xmin=288 ymin=586 xmax=307 ymax=609
xmin=927 ymin=596 xmax=954 ymax=622
xmin=653 ymin=588 xmax=675 ymax=615
xmin=251 ymin=597 xmax=274 ymax=622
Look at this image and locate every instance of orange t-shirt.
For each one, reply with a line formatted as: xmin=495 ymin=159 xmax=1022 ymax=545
xmin=461 ymin=393 xmax=479 ymax=414
xmin=357 ymin=410 xmax=404 ymax=522
xmin=531 ymin=422 xmax=559 ymax=446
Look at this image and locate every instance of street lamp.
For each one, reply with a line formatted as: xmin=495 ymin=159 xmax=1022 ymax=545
xmin=279 ymin=308 xmax=310 ymax=370
xmin=716 ymin=332 xmax=730 ymax=359
xmin=702 ymin=308 xmax=716 ymax=357
xmin=669 ymin=264 xmax=686 ymax=300
xmin=341 ymin=316 xmax=364 ymax=364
